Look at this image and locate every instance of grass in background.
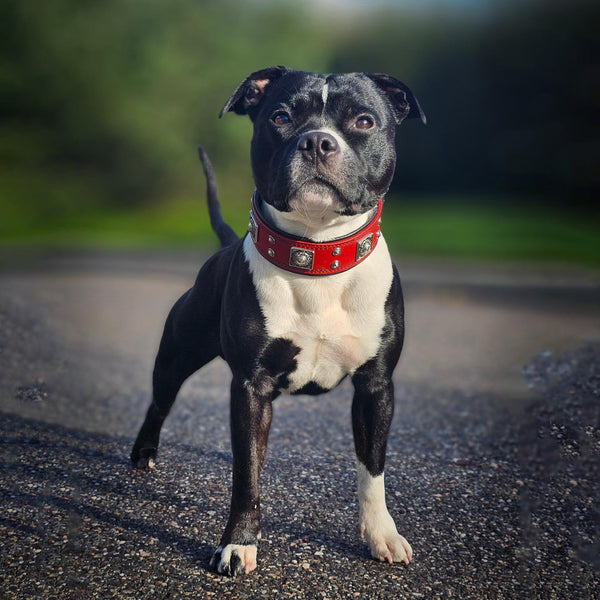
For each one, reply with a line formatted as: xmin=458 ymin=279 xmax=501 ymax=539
xmin=1 ymin=195 xmax=598 ymax=266
xmin=383 ymin=199 xmax=599 ymax=264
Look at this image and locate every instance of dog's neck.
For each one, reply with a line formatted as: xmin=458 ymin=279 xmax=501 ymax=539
xmin=248 ymin=192 xmax=383 ymax=276
xmin=258 ymin=195 xmax=376 ymax=243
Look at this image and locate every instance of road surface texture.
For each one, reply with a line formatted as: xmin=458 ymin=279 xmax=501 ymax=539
xmin=1 ymin=249 xmax=599 ymax=599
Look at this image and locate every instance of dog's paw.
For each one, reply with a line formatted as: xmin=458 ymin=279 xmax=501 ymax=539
xmin=130 ymin=447 xmax=157 ymax=470
xmin=360 ymin=513 xmax=413 ymax=565
xmin=210 ymin=544 xmax=257 ymax=576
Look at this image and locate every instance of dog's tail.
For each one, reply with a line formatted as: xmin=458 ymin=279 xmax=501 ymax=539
xmin=197 ymin=146 xmax=239 ymax=248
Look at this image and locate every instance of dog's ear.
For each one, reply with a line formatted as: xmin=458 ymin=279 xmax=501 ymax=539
xmin=365 ymin=73 xmax=427 ymax=125
xmin=220 ymin=66 xmax=289 ymax=119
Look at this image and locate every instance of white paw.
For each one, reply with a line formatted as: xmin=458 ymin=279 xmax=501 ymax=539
xmin=361 ymin=517 xmax=413 ymax=564
xmin=210 ymin=544 xmax=257 ymax=576
xmin=356 ymin=464 xmax=412 ymax=565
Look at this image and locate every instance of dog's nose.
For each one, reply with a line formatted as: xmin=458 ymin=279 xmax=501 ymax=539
xmin=297 ymin=131 xmax=339 ymax=162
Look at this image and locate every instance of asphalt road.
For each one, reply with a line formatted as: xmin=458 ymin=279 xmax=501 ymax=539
xmin=1 ymin=249 xmax=599 ymax=599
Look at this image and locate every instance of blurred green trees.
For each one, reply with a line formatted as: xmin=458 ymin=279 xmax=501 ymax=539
xmin=1 ymin=0 xmax=598 ymax=250
xmin=1 ymin=0 xmax=335 ymax=235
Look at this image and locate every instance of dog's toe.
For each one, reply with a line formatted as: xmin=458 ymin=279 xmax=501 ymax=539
xmin=209 ymin=547 xmax=222 ymax=572
xmin=361 ymin=512 xmax=412 ymax=565
xmin=210 ymin=544 xmax=257 ymax=576
xmin=371 ymin=532 xmax=412 ymax=564
xmin=130 ymin=447 xmax=157 ymax=470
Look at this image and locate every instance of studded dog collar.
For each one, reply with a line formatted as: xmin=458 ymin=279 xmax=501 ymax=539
xmin=248 ymin=192 xmax=383 ymax=276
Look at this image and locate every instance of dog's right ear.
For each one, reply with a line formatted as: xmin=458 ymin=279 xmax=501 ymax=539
xmin=220 ymin=66 xmax=289 ymax=119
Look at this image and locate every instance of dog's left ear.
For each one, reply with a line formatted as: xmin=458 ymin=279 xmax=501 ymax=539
xmin=220 ymin=66 xmax=289 ymax=119
xmin=365 ymin=73 xmax=427 ymax=125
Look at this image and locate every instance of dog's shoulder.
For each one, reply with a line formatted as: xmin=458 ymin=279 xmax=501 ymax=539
xmin=182 ymin=239 xmax=248 ymax=327
xmin=193 ymin=239 xmax=243 ymax=287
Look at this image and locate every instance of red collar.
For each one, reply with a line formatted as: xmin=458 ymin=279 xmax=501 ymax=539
xmin=248 ymin=193 xmax=383 ymax=276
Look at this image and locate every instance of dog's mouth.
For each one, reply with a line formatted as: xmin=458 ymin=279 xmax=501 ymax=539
xmin=288 ymin=178 xmax=377 ymax=217
xmin=287 ymin=177 xmax=344 ymax=211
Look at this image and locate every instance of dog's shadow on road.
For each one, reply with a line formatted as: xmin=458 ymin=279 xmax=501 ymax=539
xmin=1 ymin=409 xmax=383 ymax=577
xmin=0 ymin=411 xmax=230 ymax=572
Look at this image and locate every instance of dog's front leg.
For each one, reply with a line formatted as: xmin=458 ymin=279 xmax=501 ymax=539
xmin=210 ymin=377 xmax=273 ymax=576
xmin=351 ymin=370 xmax=412 ymax=565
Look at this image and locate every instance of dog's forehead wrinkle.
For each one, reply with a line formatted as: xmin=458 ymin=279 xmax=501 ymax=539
xmin=328 ymin=75 xmax=389 ymax=116
xmin=269 ymin=75 xmax=329 ymax=114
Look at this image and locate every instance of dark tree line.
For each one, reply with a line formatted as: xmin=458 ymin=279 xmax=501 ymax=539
xmin=1 ymin=0 xmax=597 ymax=232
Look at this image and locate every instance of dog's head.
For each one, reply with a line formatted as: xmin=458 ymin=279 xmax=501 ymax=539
xmin=221 ymin=66 xmax=425 ymax=222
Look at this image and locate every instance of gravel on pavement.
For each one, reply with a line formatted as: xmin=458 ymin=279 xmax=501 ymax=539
xmin=0 ymin=250 xmax=598 ymax=599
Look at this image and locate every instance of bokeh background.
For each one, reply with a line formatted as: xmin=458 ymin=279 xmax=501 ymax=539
xmin=1 ymin=0 xmax=598 ymax=263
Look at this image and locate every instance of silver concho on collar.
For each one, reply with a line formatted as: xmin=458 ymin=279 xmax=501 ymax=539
xmin=355 ymin=233 xmax=374 ymax=261
xmin=289 ymin=247 xmax=314 ymax=270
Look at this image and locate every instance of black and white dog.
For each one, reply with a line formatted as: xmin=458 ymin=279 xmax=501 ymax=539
xmin=131 ymin=66 xmax=426 ymax=576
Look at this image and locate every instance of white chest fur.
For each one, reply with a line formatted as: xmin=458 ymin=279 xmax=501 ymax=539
xmin=243 ymin=234 xmax=393 ymax=393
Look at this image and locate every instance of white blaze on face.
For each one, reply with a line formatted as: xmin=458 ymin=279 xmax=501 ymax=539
xmin=322 ymin=80 xmax=329 ymax=107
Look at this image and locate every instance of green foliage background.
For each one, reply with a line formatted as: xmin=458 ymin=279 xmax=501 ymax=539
xmin=1 ymin=0 xmax=598 ymax=262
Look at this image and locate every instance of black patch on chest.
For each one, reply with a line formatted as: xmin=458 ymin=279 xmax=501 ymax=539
xmin=242 ymin=336 xmax=303 ymax=399
xmin=291 ymin=381 xmax=331 ymax=396
xmin=259 ymin=337 xmax=301 ymax=393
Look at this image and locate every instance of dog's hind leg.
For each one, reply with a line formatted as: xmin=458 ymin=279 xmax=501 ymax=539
xmin=130 ymin=266 xmax=225 ymax=469
xmin=130 ymin=306 xmax=217 ymax=469
xmin=131 ymin=345 xmax=213 ymax=469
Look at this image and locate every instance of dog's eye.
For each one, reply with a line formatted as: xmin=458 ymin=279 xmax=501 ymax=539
xmin=355 ymin=116 xmax=375 ymax=130
xmin=271 ymin=111 xmax=291 ymax=126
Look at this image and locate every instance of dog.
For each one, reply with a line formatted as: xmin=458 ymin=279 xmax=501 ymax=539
xmin=131 ymin=66 xmax=426 ymax=576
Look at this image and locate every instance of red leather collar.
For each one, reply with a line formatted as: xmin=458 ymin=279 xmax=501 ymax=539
xmin=248 ymin=193 xmax=383 ymax=276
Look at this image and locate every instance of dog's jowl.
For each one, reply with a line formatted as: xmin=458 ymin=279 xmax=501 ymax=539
xmin=131 ymin=67 xmax=426 ymax=576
